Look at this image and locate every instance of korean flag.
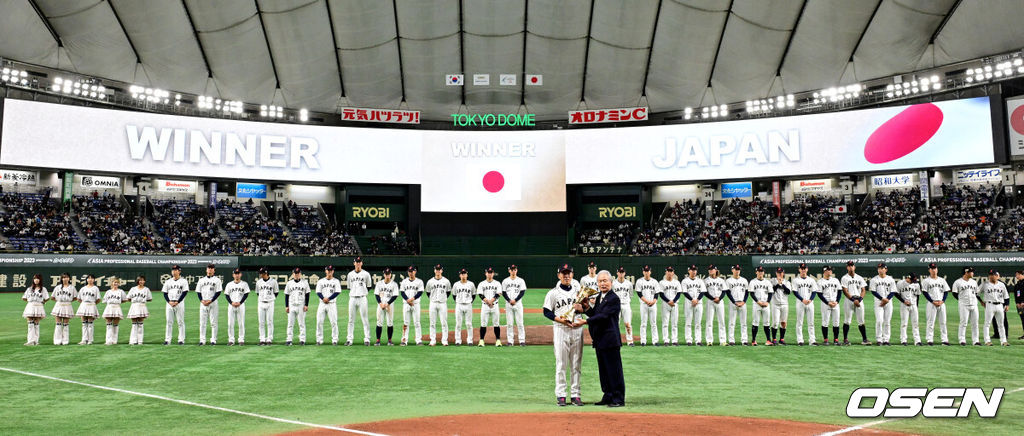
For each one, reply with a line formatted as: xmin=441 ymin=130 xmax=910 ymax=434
xmin=446 ymin=74 xmax=464 ymax=86
xmin=465 ymin=162 xmax=522 ymax=201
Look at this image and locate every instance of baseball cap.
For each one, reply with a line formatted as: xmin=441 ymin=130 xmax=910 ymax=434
xmin=206 ymin=263 xmax=216 ymax=269
xmin=928 ymin=263 xmax=937 ymax=269
xmin=731 ymin=264 xmax=741 ymax=270
xmin=353 ymin=256 xmax=363 ymax=263
xmin=822 ymin=266 xmax=832 ymax=272
xmin=325 ymin=265 xmax=335 ymax=271
xmin=989 ymin=269 xmax=999 ymax=276
xmin=877 ymin=262 xmax=887 ymax=268
xmin=776 ymin=267 xmax=785 ymax=273
xmin=408 ymin=265 xmax=417 ymax=272
xmin=485 ymin=267 xmax=494 ymax=273
xmin=383 ymin=267 xmax=392 ymax=274
xmin=232 ymin=268 xmax=241 ymax=274
xmin=963 ymin=266 xmax=974 ymax=274
xmin=666 ymin=266 xmax=675 ymax=272
xmin=617 ymin=266 xmax=626 ymax=273
xmin=846 ymin=260 xmax=855 ymax=266
xmin=588 ymin=261 xmax=596 ymax=268
xmin=559 ymin=263 xmax=573 ymax=273
xmin=171 ymin=265 xmax=181 ymax=271
xmin=258 ymin=267 xmax=268 ymax=274
xmin=434 ymin=264 xmax=443 ymax=270
xmin=508 ymin=264 xmax=518 ymax=270
xmin=909 ymin=273 xmax=919 ymax=282
xmin=292 ymin=267 xmax=302 ymax=274
xmin=459 ymin=268 xmax=468 ymax=275
xmin=708 ymin=264 xmax=718 ymax=271
xmin=798 ymin=263 xmax=808 ymax=269
xmin=642 ymin=265 xmax=651 ymax=272
xmin=688 ymin=265 xmax=698 ymax=271
xmin=755 ymin=266 xmax=765 ymax=272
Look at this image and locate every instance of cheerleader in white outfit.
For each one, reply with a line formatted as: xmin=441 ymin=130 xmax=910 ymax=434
xmin=50 ymin=273 xmax=78 ymax=345
xmin=21 ymin=274 xmax=48 ymax=346
xmin=75 ymin=274 xmax=102 ymax=345
xmin=126 ymin=275 xmax=153 ymax=345
xmin=102 ymin=278 xmax=128 ymax=345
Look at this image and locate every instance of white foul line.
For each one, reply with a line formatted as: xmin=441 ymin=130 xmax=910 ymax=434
xmin=817 ymin=419 xmax=890 ymax=436
xmin=1009 ymin=387 xmax=1024 ymax=394
xmin=0 ymin=366 xmax=387 ymax=436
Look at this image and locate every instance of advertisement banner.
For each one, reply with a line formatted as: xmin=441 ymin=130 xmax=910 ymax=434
xmin=235 ymin=182 xmax=268 ymax=199
xmin=652 ymin=184 xmax=699 ymax=202
xmin=340 ymin=107 xmax=420 ymax=124
xmin=157 ymin=179 xmax=197 ymax=193
xmin=1007 ymin=96 xmax=1024 ymax=156
xmin=0 ymin=168 xmax=38 ymax=185
xmin=565 ymin=97 xmax=994 ymax=184
xmin=62 ymin=171 xmax=73 ymax=203
xmin=79 ymin=175 xmax=121 ymax=190
xmin=580 ymin=204 xmax=640 ymax=221
xmin=954 ymin=167 xmax=1002 ymax=184
xmin=792 ymin=178 xmax=832 ymax=193
xmin=919 ymin=170 xmax=930 ymax=208
xmin=721 ymin=182 xmax=752 ymax=199
xmin=568 ymin=107 xmax=648 ymax=125
xmin=753 ymin=253 xmax=1024 ymax=268
xmin=871 ymin=173 xmax=914 ymax=189
xmin=345 ymin=204 xmax=407 ymax=221
xmin=771 ymin=181 xmax=781 ymax=213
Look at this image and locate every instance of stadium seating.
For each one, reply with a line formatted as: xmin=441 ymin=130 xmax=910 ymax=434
xmin=0 ymin=192 xmax=87 ymax=252
xmin=73 ymin=194 xmax=157 ymax=254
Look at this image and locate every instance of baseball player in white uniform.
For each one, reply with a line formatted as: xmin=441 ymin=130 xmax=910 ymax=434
xmin=980 ymin=270 xmax=1010 ymax=346
xmin=748 ymin=266 xmax=774 ymax=346
xmin=374 ymin=268 xmax=400 ymax=346
xmin=502 ymin=265 xmax=527 ymax=346
xmin=75 ymin=275 xmax=101 ymax=345
xmin=704 ymin=265 xmax=727 ymax=346
xmin=612 ymin=267 xmax=634 ymax=346
xmin=254 ymin=267 xmax=279 ymax=345
xmin=22 ymin=274 xmax=48 ymax=346
xmin=161 ymin=265 xmax=188 ymax=345
xmin=659 ymin=266 xmax=682 ymax=346
xmin=840 ymin=261 xmax=871 ymax=345
xmin=818 ymin=266 xmax=843 ymax=346
xmin=770 ymin=267 xmax=790 ymax=345
xmin=920 ymin=263 xmax=950 ymax=345
xmin=50 ymin=273 xmax=77 ymax=345
xmin=196 ymin=264 xmax=223 ymax=345
xmin=224 ymin=268 xmax=250 ymax=346
xmin=426 ymin=264 xmax=451 ymax=346
xmin=894 ymin=274 xmax=922 ymax=346
xmin=478 ymin=267 xmax=503 ymax=347
xmin=543 ymin=263 xmax=585 ymax=407
xmin=346 ymin=257 xmax=373 ymax=346
xmin=284 ymin=268 xmax=310 ymax=345
xmin=725 ymin=265 xmax=749 ymax=345
xmin=680 ymin=266 xmax=706 ymax=346
xmin=581 ymin=262 xmax=599 ymax=291
xmin=400 ymin=266 xmax=424 ymax=346
xmin=316 ymin=265 xmax=342 ymax=345
xmin=869 ymin=262 xmax=897 ymax=346
xmin=952 ymin=266 xmax=982 ymax=345
xmin=452 ymin=268 xmax=476 ymax=346
xmin=634 ymin=265 xmax=660 ymax=346
xmin=792 ymin=263 xmax=818 ymax=346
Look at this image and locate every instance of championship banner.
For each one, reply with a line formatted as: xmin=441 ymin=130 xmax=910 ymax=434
xmin=0 ymin=168 xmax=38 ymax=185
xmin=954 ymin=167 xmax=1001 ymax=184
xmin=0 ymin=254 xmax=238 ymax=293
xmin=580 ymin=203 xmax=640 ymax=221
xmin=568 ymin=107 xmax=648 ymax=125
xmin=340 ymin=107 xmax=420 ymax=124
xmin=753 ymin=252 xmax=1024 ymax=268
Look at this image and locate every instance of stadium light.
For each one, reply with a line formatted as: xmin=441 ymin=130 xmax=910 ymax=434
xmin=299 ymin=108 xmax=309 ymax=122
xmin=260 ymin=105 xmax=284 ymax=118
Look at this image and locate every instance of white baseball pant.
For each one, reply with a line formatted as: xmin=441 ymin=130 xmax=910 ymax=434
xmin=639 ymin=301 xmax=658 ymax=345
xmin=874 ymin=301 xmax=893 ymax=343
xmin=751 ymin=303 xmax=771 ymax=326
xmin=376 ymin=303 xmax=394 ymax=327
xmin=983 ymin=304 xmax=1007 ymax=344
xmin=957 ymin=303 xmax=979 ymax=344
xmin=402 ymin=301 xmax=422 ymax=344
xmin=821 ymin=302 xmax=840 ymax=327
xmin=480 ymin=304 xmax=500 ymax=327
xmin=683 ymin=299 xmax=703 ymax=344
xmin=705 ymin=299 xmax=726 ymax=345
xmin=198 ymin=301 xmax=218 ymax=343
xmin=164 ymin=303 xmax=185 ymax=343
xmin=661 ymin=302 xmax=679 ymax=344
xmin=317 ymin=301 xmax=338 ymax=343
xmin=227 ymin=303 xmax=245 ymax=343
xmin=899 ymin=301 xmax=920 ymax=344
xmin=795 ymin=301 xmax=815 ymax=344
xmin=258 ymin=301 xmax=274 ymax=343
xmin=553 ymin=323 xmax=584 ymax=399
xmin=286 ymin=305 xmax=306 ymax=342
xmin=506 ymin=303 xmax=526 ymax=345
xmin=843 ymin=299 xmax=866 ymax=325
xmin=619 ymin=303 xmax=633 ymax=344
xmin=925 ymin=302 xmax=948 ymax=343
xmin=728 ymin=304 xmax=748 ymax=343
xmin=454 ymin=303 xmax=473 ymax=344
xmin=347 ymin=296 xmax=370 ymax=343
xmin=770 ymin=303 xmax=788 ymax=328
xmin=428 ymin=301 xmax=448 ymax=345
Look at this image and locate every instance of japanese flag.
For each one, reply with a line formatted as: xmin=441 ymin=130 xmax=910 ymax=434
xmin=446 ymin=74 xmax=464 ymax=86
xmin=465 ymin=162 xmax=522 ymax=201
xmin=526 ymin=74 xmax=543 ymax=86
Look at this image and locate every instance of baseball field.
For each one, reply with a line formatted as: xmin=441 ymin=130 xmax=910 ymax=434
xmin=1 ymin=290 xmax=1022 ymax=435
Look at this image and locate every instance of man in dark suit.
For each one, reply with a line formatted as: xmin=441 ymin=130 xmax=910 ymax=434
xmin=575 ymin=270 xmax=625 ymax=407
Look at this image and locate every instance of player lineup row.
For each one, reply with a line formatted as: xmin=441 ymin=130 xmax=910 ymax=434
xmin=18 ymin=258 xmax=1023 ymax=347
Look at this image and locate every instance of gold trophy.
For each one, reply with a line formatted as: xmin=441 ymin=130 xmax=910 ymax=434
xmin=562 ymin=286 xmax=599 ymax=323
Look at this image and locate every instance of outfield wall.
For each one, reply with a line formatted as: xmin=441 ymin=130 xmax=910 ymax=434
xmin=2 ymin=252 xmax=1024 ymax=292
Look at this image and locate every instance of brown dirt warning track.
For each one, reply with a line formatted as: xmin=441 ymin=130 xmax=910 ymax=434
xmin=282 ymin=413 xmax=910 ymax=436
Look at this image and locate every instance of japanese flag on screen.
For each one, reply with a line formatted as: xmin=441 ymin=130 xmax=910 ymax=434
xmin=465 ymin=162 xmax=522 ymax=201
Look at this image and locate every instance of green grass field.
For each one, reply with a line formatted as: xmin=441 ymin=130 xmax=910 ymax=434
xmin=2 ymin=291 xmax=1023 ymax=435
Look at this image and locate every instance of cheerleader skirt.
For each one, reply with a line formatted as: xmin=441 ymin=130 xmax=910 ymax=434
xmin=50 ymin=301 xmax=75 ymax=318
xmin=126 ymin=302 xmax=149 ymax=319
xmin=22 ymin=302 xmax=46 ymax=319
xmin=76 ymin=302 xmax=100 ymax=317
xmin=102 ymin=304 xmax=124 ymax=319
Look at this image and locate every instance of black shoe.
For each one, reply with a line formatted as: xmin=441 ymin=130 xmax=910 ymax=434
xmin=973 ymin=342 xmax=981 ymax=346
xmin=915 ymin=342 xmax=922 ymax=346
xmin=608 ymin=403 xmax=625 ymax=408
xmin=901 ymin=342 xmax=907 ymax=346
xmin=163 ymin=341 xmax=169 ymax=345
xmin=927 ymin=342 xmax=934 ymax=346
xmin=960 ymin=342 xmax=967 ymax=346
xmin=286 ymin=341 xmax=293 ymax=346
xmin=1018 ymin=335 xmax=1024 ymax=340
xmin=520 ymin=343 xmax=526 ymax=347
xmin=571 ymin=397 xmax=585 ymax=406
xmin=557 ymin=397 xmax=566 ymax=407
xmin=300 ymin=341 xmax=306 ymax=346
xmin=178 ymin=341 xmax=184 ymax=345
xmin=842 ymin=340 xmax=850 ymax=346
xmin=942 ymin=342 xmax=949 ymax=346
xmin=595 ymin=400 xmax=611 ymax=406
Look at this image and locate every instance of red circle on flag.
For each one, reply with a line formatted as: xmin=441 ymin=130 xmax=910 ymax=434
xmin=530 ymin=77 xmax=538 ymax=83
xmin=1011 ymin=105 xmax=1024 ymax=135
xmin=482 ymin=171 xmax=504 ymax=193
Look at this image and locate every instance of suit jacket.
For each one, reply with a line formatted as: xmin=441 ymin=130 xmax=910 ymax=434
xmin=585 ymin=290 xmax=622 ymax=350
